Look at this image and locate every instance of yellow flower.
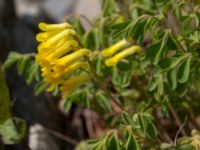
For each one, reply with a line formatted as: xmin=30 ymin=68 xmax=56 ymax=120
xmin=101 ymin=39 xmax=128 ymax=57
xmin=103 ymin=45 xmax=142 ymax=67
xmin=61 ymin=73 xmax=90 ymax=98
xmin=36 ymin=30 xmax=63 ymax=42
xmin=53 ymin=61 xmax=89 ymax=78
xmin=40 ymin=29 xmax=77 ymax=49
xmin=53 ymin=49 xmax=91 ymax=71
xmin=46 ymin=40 xmax=79 ymax=62
xmin=35 ymin=22 xmax=91 ymax=98
xmin=39 ymin=22 xmax=72 ymax=31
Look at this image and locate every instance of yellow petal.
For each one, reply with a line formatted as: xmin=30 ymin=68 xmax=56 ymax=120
xmin=101 ymin=39 xmax=128 ymax=57
xmin=37 ymin=43 xmax=54 ymax=53
xmin=39 ymin=22 xmax=72 ymax=31
xmin=46 ymin=40 xmax=79 ymax=62
xmin=53 ymin=49 xmax=91 ymax=71
xmin=63 ymin=61 xmax=89 ymax=76
xmin=105 ymin=45 xmax=141 ymax=67
xmin=61 ymin=73 xmax=90 ymax=98
xmin=42 ymin=29 xmax=77 ymax=49
xmin=36 ymin=30 xmax=64 ymax=42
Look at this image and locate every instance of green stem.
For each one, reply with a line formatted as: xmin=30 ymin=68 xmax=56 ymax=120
xmin=85 ymin=57 xmax=123 ymax=111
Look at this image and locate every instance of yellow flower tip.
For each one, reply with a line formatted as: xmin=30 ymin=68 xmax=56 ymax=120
xmin=105 ymin=59 xmax=117 ymax=67
xmin=38 ymin=22 xmax=72 ymax=31
xmin=46 ymin=40 xmax=80 ymax=61
xmin=105 ymin=45 xmax=142 ymax=67
xmin=43 ymin=29 xmax=77 ymax=48
xmin=60 ymin=73 xmax=90 ymax=98
xmin=37 ymin=43 xmax=52 ymax=52
xmin=130 ymin=45 xmax=142 ymax=53
xmin=101 ymin=39 xmax=128 ymax=57
xmin=36 ymin=33 xmax=45 ymax=42
xmin=55 ymin=49 xmax=91 ymax=68
xmin=62 ymin=61 xmax=89 ymax=77
xmin=38 ymin=22 xmax=47 ymax=30
xmin=36 ymin=55 xmax=51 ymax=67
xmin=36 ymin=30 xmax=62 ymax=42
xmin=101 ymin=48 xmax=112 ymax=57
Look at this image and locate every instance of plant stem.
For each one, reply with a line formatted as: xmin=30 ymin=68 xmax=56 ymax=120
xmin=44 ymin=128 xmax=79 ymax=145
xmin=85 ymin=57 xmax=123 ymax=112
xmin=168 ymin=103 xmax=187 ymax=136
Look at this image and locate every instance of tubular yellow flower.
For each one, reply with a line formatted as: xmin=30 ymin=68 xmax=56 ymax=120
xmin=36 ymin=30 xmax=64 ymax=42
xmin=35 ymin=54 xmax=51 ymax=67
xmin=101 ymin=39 xmax=128 ymax=57
xmin=39 ymin=22 xmax=72 ymax=31
xmin=105 ymin=45 xmax=142 ymax=67
xmin=35 ymin=22 xmax=91 ymax=97
xmin=37 ymin=43 xmax=55 ymax=53
xmin=53 ymin=61 xmax=89 ymax=78
xmin=53 ymin=49 xmax=91 ymax=71
xmin=61 ymin=73 xmax=90 ymax=98
xmin=46 ymin=40 xmax=79 ymax=62
xmin=41 ymin=29 xmax=76 ymax=48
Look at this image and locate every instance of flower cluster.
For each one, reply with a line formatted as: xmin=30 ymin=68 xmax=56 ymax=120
xmin=35 ymin=22 xmax=91 ymax=98
xmin=101 ymin=39 xmax=142 ymax=67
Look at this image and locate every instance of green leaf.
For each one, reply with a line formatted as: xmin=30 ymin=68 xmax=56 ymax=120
xmin=158 ymin=55 xmax=188 ymax=73
xmin=76 ymin=91 xmax=88 ymax=107
xmin=167 ymin=68 xmax=177 ymax=90
xmin=176 ymin=82 xmax=188 ymax=97
xmin=73 ymin=17 xmax=85 ymax=37
xmin=0 ymin=65 xmax=26 ymax=144
xmin=111 ymin=22 xmax=129 ymax=39
xmin=138 ymin=113 xmax=147 ymax=133
xmin=17 ymin=57 xmax=28 ymax=76
xmin=0 ymin=118 xmax=26 ymax=144
xmin=83 ymin=29 xmax=99 ymax=50
xmin=175 ymin=144 xmax=195 ymax=150
xmin=63 ymin=99 xmax=73 ymax=112
xmin=146 ymin=40 xmax=162 ymax=64
xmin=34 ymin=80 xmax=48 ymax=95
xmin=146 ymin=121 xmax=157 ymax=139
xmin=178 ymin=57 xmax=191 ymax=83
xmin=157 ymin=75 xmax=164 ymax=95
xmin=108 ymin=132 xmax=120 ymax=150
xmin=26 ymin=62 xmax=40 ymax=85
xmin=122 ymin=111 xmax=133 ymax=125
xmin=148 ymin=31 xmax=169 ymax=64
xmin=0 ymin=65 xmax=11 ymax=123
xmin=4 ymin=52 xmax=22 ymax=68
xmin=167 ymin=30 xmax=178 ymax=50
xmin=98 ymin=93 xmax=112 ymax=112
xmin=148 ymin=78 xmax=157 ymax=92
xmin=111 ymin=22 xmax=129 ymax=31
xmin=133 ymin=20 xmax=147 ymax=43
xmin=125 ymin=21 xmax=136 ymax=40
xmin=102 ymin=0 xmax=118 ymax=16
xmin=125 ymin=132 xmax=139 ymax=150
xmin=82 ymin=93 xmax=90 ymax=108
xmin=66 ymin=90 xmax=89 ymax=109
xmin=160 ymin=143 xmax=173 ymax=149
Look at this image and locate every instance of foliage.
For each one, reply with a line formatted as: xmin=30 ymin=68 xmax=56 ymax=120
xmin=0 ymin=64 xmax=26 ymax=144
xmin=3 ymin=0 xmax=200 ymax=149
